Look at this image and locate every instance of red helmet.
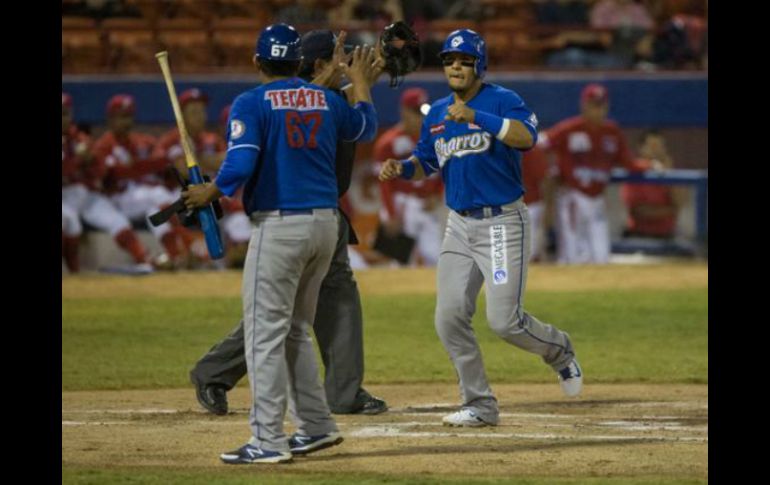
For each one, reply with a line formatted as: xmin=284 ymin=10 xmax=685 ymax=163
xmin=179 ymin=88 xmax=208 ymax=108
xmin=106 ymin=94 xmax=136 ymax=116
xmin=581 ymin=83 xmax=609 ymax=104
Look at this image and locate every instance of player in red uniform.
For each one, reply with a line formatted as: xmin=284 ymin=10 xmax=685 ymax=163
xmin=154 ymin=88 xmax=226 ymax=177
xmin=152 ymin=88 xmax=227 ymax=265
xmin=92 ymin=94 xmax=182 ymax=266
xmin=621 ymin=130 xmax=685 ymax=239
xmin=374 ymin=87 xmax=444 ymax=265
xmin=521 ymin=141 xmax=554 ymax=262
xmin=542 ymin=83 xmax=642 ymax=264
xmin=61 ymin=93 xmax=151 ymax=273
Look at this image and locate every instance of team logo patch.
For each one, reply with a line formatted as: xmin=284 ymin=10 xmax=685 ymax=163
xmin=430 ymin=122 xmax=446 ymax=134
xmin=451 ymin=36 xmax=464 ymax=48
xmin=490 ymin=225 xmax=508 ymax=285
xmin=527 ymin=113 xmax=539 ymax=128
xmin=230 ymin=120 xmax=245 ymax=139
xmin=435 ymin=132 xmax=492 ymax=167
xmin=494 ymin=270 xmax=507 ymax=284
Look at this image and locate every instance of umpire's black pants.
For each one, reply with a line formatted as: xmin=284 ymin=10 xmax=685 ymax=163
xmin=189 ymin=213 xmax=366 ymax=413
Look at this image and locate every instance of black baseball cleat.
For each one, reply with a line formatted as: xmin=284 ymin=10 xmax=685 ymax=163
xmin=191 ymin=375 xmax=228 ymax=415
xmin=350 ymin=389 xmax=388 ymax=415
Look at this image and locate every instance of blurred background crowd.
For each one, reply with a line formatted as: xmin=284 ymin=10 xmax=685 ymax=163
xmin=63 ymin=0 xmax=707 ymax=73
xmin=62 ymin=0 xmax=708 ymax=273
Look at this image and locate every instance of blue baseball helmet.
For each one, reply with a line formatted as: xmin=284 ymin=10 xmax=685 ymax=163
xmin=439 ymin=29 xmax=487 ymax=78
xmin=255 ymin=23 xmax=302 ymax=61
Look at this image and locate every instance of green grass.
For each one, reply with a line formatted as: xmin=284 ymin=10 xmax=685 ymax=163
xmin=62 ymin=468 xmax=707 ymax=485
xmin=62 ymin=289 xmax=707 ymax=391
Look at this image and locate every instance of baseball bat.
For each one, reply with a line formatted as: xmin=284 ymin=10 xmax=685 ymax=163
xmin=155 ymin=51 xmax=225 ymax=260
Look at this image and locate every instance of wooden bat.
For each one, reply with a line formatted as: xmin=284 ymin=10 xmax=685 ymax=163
xmin=155 ymin=51 xmax=225 ymax=260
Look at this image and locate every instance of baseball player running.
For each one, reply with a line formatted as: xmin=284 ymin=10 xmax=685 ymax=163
xmin=380 ymin=29 xmax=583 ymax=428
xmin=188 ymin=29 xmax=387 ymax=417
xmin=182 ymin=24 xmax=378 ymax=464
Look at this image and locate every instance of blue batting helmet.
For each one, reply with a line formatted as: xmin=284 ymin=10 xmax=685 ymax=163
xmin=439 ymin=29 xmax=487 ymax=77
xmin=255 ymin=23 xmax=302 ymax=61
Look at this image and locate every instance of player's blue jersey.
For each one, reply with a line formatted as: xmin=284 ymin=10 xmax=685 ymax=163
xmin=412 ymin=83 xmax=538 ymax=212
xmin=215 ymin=77 xmax=377 ymax=213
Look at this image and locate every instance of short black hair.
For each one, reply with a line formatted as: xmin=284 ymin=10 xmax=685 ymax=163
xmin=298 ymin=56 xmax=329 ymax=81
xmin=259 ymin=58 xmax=301 ymax=77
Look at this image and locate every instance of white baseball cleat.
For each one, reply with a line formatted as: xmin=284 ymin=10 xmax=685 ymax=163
xmin=442 ymin=408 xmax=495 ymax=427
xmin=558 ymin=359 xmax=583 ymax=397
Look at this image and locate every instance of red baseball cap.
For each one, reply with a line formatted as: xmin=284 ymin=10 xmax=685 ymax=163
xmin=106 ymin=94 xmax=136 ymax=116
xmin=219 ymin=104 xmax=232 ymax=126
xmin=581 ymin=83 xmax=609 ymax=104
xmin=401 ymin=87 xmax=429 ymax=110
xmin=179 ymin=88 xmax=208 ymax=108
xmin=62 ymin=92 xmax=73 ymax=109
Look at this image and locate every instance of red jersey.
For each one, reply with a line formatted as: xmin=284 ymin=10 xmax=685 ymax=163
xmin=153 ymin=129 xmax=226 ymax=174
xmin=543 ymin=116 xmax=636 ymax=197
xmin=621 ymin=158 xmax=677 ymax=237
xmin=373 ymin=124 xmax=444 ymax=219
xmin=62 ymin=125 xmax=99 ymax=189
xmin=92 ymin=131 xmax=167 ymax=194
xmin=521 ymin=145 xmax=551 ymax=204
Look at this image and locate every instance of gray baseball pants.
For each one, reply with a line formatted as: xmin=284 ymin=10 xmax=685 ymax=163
xmin=435 ymin=198 xmax=575 ymax=425
xmin=189 ymin=213 xmax=366 ymax=413
xmin=242 ymin=209 xmax=339 ymax=452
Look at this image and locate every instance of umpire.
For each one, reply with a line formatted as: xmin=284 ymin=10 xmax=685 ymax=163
xmin=189 ymin=29 xmax=387 ymax=416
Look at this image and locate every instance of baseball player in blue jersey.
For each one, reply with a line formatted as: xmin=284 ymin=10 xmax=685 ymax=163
xmin=188 ymin=29 xmax=388 ymax=419
xmin=380 ymin=29 xmax=583 ymax=428
xmin=183 ymin=24 xmax=378 ymax=464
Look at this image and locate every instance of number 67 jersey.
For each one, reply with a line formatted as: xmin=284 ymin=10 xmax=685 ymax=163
xmin=216 ymin=77 xmax=377 ymax=214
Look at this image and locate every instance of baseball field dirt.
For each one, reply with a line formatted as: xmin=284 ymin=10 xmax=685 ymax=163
xmin=62 ymin=263 xmax=708 ymax=483
xmin=63 ymin=383 xmax=706 ymax=482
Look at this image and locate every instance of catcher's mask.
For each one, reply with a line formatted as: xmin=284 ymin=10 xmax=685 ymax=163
xmin=380 ymin=21 xmax=422 ymax=88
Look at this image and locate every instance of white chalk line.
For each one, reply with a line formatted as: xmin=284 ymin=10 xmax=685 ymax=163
xmin=61 ymin=419 xmax=706 ymax=432
xmin=61 ymin=420 xmax=707 ymax=443
xmin=62 ymin=410 xmax=708 ymax=444
xmin=63 ymin=408 xmax=181 ymax=414
xmin=348 ymin=426 xmax=707 ymax=443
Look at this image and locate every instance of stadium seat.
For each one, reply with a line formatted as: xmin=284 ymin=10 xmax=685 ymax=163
xmin=62 ymin=16 xmax=97 ymax=30
xmin=103 ymin=19 xmax=160 ymax=73
xmin=217 ymin=0 xmax=272 ymax=24
xmin=212 ymin=18 xmax=264 ymax=72
xmin=62 ymin=23 xmax=105 ymax=73
xmin=158 ymin=28 xmax=216 ymax=73
xmin=428 ymin=19 xmax=479 ymax=39
xmin=482 ymin=20 xmax=545 ymax=69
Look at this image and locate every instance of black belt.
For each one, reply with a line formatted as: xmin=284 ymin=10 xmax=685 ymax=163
xmin=457 ymin=206 xmax=503 ymax=219
xmin=279 ymin=209 xmax=314 ymax=216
